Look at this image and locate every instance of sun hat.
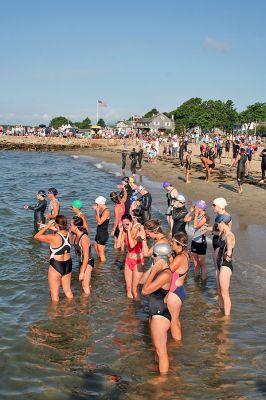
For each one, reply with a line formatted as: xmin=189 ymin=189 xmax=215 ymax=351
xmin=163 ymin=181 xmax=171 ymax=188
xmin=216 ymin=214 xmax=232 ymax=224
xmin=213 ymin=197 xmax=228 ymax=209
xmin=95 ymin=196 xmax=106 ymax=205
xmin=194 ymin=200 xmax=207 ymax=210
xmin=71 ymin=199 xmax=83 ymax=209
xmin=176 ymin=194 xmax=186 ymax=203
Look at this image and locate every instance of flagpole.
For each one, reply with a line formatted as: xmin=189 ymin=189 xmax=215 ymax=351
xmin=96 ymin=101 xmax=99 ymax=124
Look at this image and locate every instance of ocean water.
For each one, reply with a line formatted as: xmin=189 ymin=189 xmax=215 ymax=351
xmin=0 ymin=150 xmax=265 ymax=400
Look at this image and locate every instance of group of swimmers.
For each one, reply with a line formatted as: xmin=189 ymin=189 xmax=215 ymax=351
xmin=25 ymin=177 xmax=236 ymax=375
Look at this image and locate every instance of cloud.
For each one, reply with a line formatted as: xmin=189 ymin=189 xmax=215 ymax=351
xmin=204 ymin=37 xmax=230 ymax=52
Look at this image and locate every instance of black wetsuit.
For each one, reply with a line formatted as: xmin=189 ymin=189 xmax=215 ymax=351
xmin=225 ymin=140 xmax=230 ymax=153
xmin=138 ymin=149 xmax=143 ymax=169
xmin=185 ymin=155 xmax=191 ymax=170
xmin=121 ymin=152 xmax=127 ymax=170
xmin=28 ymin=199 xmax=47 ymax=232
xmin=207 ymin=148 xmax=215 ymax=169
xmin=261 ymin=148 xmax=266 ymax=180
xmin=120 ymin=184 xmax=132 ymax=214
xmin=139 ymin=192 xmax=152 ymax=224
xmin=179 ymin=143 xmax=184 ymax=166
xmin=233 ymin=142 xmax=240 ymax=159
xmin=129 ymin=150 xmax=138 ymax=174
xmin=149 ymin=268 xmax=171 ymax=321
xmin=171 ymin=206 xmax=188 ymax=236
xmin=237 ymin=153 xmax=247 ymax=184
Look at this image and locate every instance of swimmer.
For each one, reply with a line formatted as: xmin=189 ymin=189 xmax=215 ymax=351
xmin=93 ymin=196 xmax=110 ymax=262
xmin=71 ymin=216 xmax=94 ymax=296
xmin=117 ymin=214 xmax=144 ymax=299
xmin=185 ymin=150 xmax=192 ymax=183
xmin=236 ymin=148 xmax=247 ymax=193
xmin=162 ymin=181 xmax=178 ymax=232
xmin=184 ymin=200 xmax=210 ymax=281
xmin=137 ymin=186 xmax=152 ymax=225
xmin=211 ymin=198 xmax=231 ymax=306
xmin=24 ymin=190 xmax=47 ymax=232
xmin=171 ymin=194 xmax=188 ymax=237
xmin=46 ymin=188 xmax=60 ymax=220
xmin=34 ymin=215 xmax=73 ymax=302
xmin=121 ymin=150 xmax=127 ymax=174
xmin=71 ymin=199 xmax=89 ymax=232
xmin=141 ymin=243 xmax=173 ymax=374
xmin=110 ymin=188 xmax=127 ymax=249
xmin=166 ymin=233 xmax=189 ymax=341
xmin=139 ymin=219 xmax=169 ymax=260
xmin=216 ymin=214 xmax=235 ymax=316
xmin=259 ymin=147 xmax=266 ymax=183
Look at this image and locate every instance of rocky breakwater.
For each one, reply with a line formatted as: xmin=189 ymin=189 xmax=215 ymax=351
xmin=0 ymin=136 xmax=119 ymax=152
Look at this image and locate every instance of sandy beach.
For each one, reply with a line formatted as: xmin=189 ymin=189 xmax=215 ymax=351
xmin=1 ymin=135 xmax=265 ymax=225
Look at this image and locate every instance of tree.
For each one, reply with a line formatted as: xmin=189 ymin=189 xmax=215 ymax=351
xmin=143 ymin=108 xmax=159 ymax=118
xmin=173 ymin=97 xmax=203 ymax=129
xmin=49 ymin=116 xmax=71 ymax=129
xmin=75 ymin=117 xmax=91 ymax=129
xmin=97 ymin=118 xmax=106 ymax=127
xmin=239 ymin=102 xmax=266 ymax=129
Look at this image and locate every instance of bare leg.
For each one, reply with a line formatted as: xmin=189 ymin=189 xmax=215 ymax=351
xmin=97 ymin=244 xmax=106 ymax=262
xmin=167 ymin=292 xmax=182 ymax=341
xmin=132 ymin=263 xmax=143 ymax=300
xmin=48 ymin=266 xmax=61 ymax=302
xmin=219 ymin=267 xmax=232 ymax=316
xmin=82 ymin=265 xmax=92 ymax=295
xmin=198 ymin=255 xmax=207 ymax=281
xmin=191 ymin=252 xmax=200 ymax=279
xmin=150 ymin=316 xmax=171 ymax=374
xmin=61 ymin=273 xmax=74 ymax=300
xmin=94 ymin=241 xmax=99 ymax=257
xmin=124 ymin=263 xmax=133 ymax=298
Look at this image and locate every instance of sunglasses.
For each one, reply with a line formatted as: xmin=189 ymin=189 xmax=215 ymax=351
xmin=123 ymin=223 xmax=130 ymax=227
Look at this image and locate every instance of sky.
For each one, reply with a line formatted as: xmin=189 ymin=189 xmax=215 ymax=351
xmin=0 ymin=0 xmax=266 ymax=125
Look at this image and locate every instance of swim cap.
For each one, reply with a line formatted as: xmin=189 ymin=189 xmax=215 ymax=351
xmin=176 ymin=194 xmax=186 ymax=203
xmin=153 ymin=243 xmax=172 ymax=259
xmin=122 ymin=177 xmax=129 ymax=183
xmin=95 ymin=196 xmax=106 ymax=205
xmin=163 ymin=181 xmax=171 ymax=188
xmin=208 ymin=143 xmax=213 ymax=148
xmin=194 ymin=200 xmax=207 ymax=210
xmin=38 ymin=190 xmax=46 ymax=197
xmin=129 ymin=176 xmax=135 ymax=183
xmin=72 ymin=199 xmax=83 ymax=209
xmin=216 ymin=214 xmax=232 ymax=224
xmin=213 ymin=197 xmax=228 ymax=209
xmin=137 ymin=185 xmax=145 ymax=192
xmin=48 ymin=188 xmax=58 ymax=196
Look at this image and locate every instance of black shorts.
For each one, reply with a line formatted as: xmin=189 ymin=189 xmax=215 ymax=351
xmin=95 ymin=232 xmax=109 ymax=246
xmin=209 ymin=162 xmax=215 ymax=169
xmin=191 ymin=240 xmax=207 ymax=255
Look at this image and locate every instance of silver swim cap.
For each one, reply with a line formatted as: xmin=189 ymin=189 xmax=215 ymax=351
xmin=153 ymin=243 xmax=172 ymax=259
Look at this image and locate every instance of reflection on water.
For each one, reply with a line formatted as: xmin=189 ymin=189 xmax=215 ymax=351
xmin=0 ymin=151 xmax=265 ymax=399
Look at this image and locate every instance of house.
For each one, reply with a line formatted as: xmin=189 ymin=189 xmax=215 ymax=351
xmin=147 ymin=113 xmax=175 ymax=133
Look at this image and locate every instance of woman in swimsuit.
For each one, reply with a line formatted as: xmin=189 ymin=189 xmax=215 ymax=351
xmin=216 ymin=214 xmax=235 ymax=316
xmin=141 ymin=243 xmax=173 ymax=374
xmin=46 ymin=188 xmax=60 ymax=220
xmin=117 ymin=214 xmax=144 ymax=299
xmin=163 ymin=181 xmax=178 ymax=232
xmin=166 ymin=232 xmax=189 ymax=341
xmin=71 ymin=199 xmax=89 ymax=232
xmin=71 ymin=216 xmax=94 ymax=296
xmin=93 ymin=196 xmax=110 ymax=263
xmin=34 ymin=215 xmax=73 ymax=302
xmin=184 ymin=200 xmax=210 ymax=281
xmin=110 ymin=187 xmax=127 ymax=249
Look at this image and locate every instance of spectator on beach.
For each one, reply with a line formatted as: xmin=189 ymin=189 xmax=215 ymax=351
xmin=236 ymin=148 xmax=247 ymax=194
xmin=185 ymin=150 xmax=192 ymax=183
xmin=259 ymin=147 xmax=266 ymax=184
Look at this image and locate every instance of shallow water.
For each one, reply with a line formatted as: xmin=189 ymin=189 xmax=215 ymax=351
xmin=0 ymin=150 xmax=266 ymax=399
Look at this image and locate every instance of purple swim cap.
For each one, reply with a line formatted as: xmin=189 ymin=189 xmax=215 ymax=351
xmin=163 ymin=181 xmax=171 ymax=188
xmin=195 ymin=200 xmax=207 ymax=210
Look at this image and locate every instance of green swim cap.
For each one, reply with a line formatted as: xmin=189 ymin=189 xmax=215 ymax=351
xmin=72 ymin=199 xmax=83 ymax=209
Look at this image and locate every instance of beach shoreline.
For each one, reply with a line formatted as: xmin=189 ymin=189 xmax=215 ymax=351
xmin=1 ymin=135 xmax=265 ymax=226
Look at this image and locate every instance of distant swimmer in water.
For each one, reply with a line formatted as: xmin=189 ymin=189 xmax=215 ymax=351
xmin=216 ymin=214 xmax=235 ymax=316
xmin=117 ymin=214 xmax=144 ymax=299
xmin=141 ymin=243 xmax=173 ymax=375
xmin=34 ymin=215 xmax=73 ymax=303
xmin=93 ymin=196 xmax=110 ymax=262
xmin=71 ymin=216 xmax=94 ymax=296
xmin=71 ymin=199 xmax=89 ymax=232
xmin=24 ymin=190 xmax=47 ymax=232
xmin=46 ymin=188 xmax=60 ymax=220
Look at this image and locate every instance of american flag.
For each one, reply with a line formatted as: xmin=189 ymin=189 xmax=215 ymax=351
xmin=98 ymin=100 xmax=107 ymax=107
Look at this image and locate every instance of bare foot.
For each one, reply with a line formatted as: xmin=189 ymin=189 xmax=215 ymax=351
xmin=127 ymin=291 xmax=134 ymax=299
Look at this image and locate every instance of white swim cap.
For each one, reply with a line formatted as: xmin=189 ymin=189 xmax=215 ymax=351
xmin=213 ymin=197 xmax=228 ymax=209
xmin=95 ymin=196 xmax=106 ymax=205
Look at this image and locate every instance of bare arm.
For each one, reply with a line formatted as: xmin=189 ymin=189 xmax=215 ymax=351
xmin=142 ymin=266 xmax=171 ymax=295
xmin=95 ymin=208 xmax=110 ymax=224
xmin=194 ymin=214 xmax=207 ymax=229
xmin=79 ymin=236 xmax=90 ymax=278
xmin=225 ymin=233 xmax=235 ymax=260
xmin=34 ymin=221 xmax=56 ymax=243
